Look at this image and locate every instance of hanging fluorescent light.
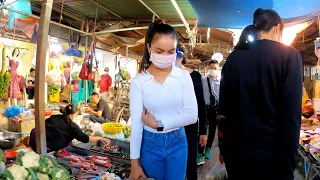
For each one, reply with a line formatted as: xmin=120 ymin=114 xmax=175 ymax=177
xmin=170 ymin=0 xmax=190 ymax=33
xmin=50 ymin=43 xmax=62 ymax=53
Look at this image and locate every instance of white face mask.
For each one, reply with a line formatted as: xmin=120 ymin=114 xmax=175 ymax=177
xmin=208 ymin=69 xmax=219 ymax=77
xmin=150 ymin=52 xmax=177 ymax=69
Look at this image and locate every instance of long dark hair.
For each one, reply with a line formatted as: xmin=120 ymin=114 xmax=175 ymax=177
xmin=12 ymin=48 xmax=20 ymax=57
xmin=235 ymin=8 xmax=283 ymax=50
xmin=140 ymin=20 xmax=178 ymax=72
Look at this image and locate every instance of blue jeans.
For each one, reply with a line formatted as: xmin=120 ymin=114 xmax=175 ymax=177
xmin=140 ymin=128 xmax=188 ymax=180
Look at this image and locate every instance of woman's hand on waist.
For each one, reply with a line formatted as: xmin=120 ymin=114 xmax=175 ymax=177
xmin=142 ymin=108 xmax=158 ymax=129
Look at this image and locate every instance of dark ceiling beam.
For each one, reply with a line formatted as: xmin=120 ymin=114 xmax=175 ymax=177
xmin=88 ymin=0 xmax=122 ymax=19
xmin=51 ymin=5 xmax=82 ymax=22
xmin=31 ymin=0 xmax=78 ymax=2
xmin=87 ymin=18 xmax=197 ymax=25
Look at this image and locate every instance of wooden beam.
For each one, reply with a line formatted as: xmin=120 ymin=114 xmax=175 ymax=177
xmin=35 ymin=0 xmax=53 ymax=155
xmin=51 ymin=5 xmax=82 ymax=23
xmin=96 ymin=40 xmax=142 ymax=60
xmin=102 ymin=21 xmax=144 ymax=36
xmin=88 ymin=18 xmax=197 ymax=25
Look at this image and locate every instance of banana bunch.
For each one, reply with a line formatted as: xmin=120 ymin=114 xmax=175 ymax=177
xmin=0 ymin=71 xmax=11 ymax=99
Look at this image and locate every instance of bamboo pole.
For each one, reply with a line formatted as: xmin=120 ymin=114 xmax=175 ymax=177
xmin=35 ymin=0 xmax=53 ymax=155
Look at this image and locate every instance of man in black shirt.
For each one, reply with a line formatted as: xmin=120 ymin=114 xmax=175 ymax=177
xmin=86 ymin=92 xmax=112 ymax=123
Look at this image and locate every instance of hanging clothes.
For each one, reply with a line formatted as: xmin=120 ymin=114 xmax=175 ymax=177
xmin=8 ymin=59 xmax=21 ymax=98
xmin=99 ymin=74 xmax=112 ymax=93
xmin=48 ymin=58 xmax=64 ymax=73
xmin=72 ymin=80 xmax=94 ymax=105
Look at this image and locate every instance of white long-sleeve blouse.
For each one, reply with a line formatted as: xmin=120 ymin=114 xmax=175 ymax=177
xmin=129 ymin=67 xmax=198 ymax=159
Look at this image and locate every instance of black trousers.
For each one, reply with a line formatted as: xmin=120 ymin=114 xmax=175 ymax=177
xmin=185 ymin=124 xmax=198 ymax=180
xmin=27 ymin=88 xmax=34 ymax=99
xmin=199 ymin=106 xmax=217 ymax=154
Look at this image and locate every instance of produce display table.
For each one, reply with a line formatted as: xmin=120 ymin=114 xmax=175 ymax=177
xmin=298 ymin=146 xmax=320 ymax=180
xmin=59 ymin=140 xmax=131 ymax=179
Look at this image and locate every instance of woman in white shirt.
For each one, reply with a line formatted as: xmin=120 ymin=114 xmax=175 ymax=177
xmin=130 ymin=20 xmax=198 ymax=180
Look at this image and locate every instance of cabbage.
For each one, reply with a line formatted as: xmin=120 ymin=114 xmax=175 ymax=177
xmin=3 ymin=164 xmax=28 ymax=180
xmin=36 ymin=173 xmax=50 ymax=180
xmin=21 ymin=151 xmax=40 ymax=168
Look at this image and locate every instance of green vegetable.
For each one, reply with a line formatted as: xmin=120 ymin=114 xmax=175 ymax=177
xmin=36 ymin=155 xmax=50 ymax=174
xmin=71 ymin=71 xmax=80 ymax=80
xmin=93 ymin=131 xmax=103 ymax=137
xmin=16 ymin=151 xmax=25 ymax=166
xmin=48 ymin=85 xmax=61 ymax=95
xmin=0 ymin=150 xmax=4 ymax=162
xmin=122 ymin=126 xmax=131 ymax=138
xmin=27 ymin=168 xmax=37 ymax=180
xmin=50 ymin=166 xmax=70 ymax=180
xmin=1 ymin=170 xmax=14 ymax=180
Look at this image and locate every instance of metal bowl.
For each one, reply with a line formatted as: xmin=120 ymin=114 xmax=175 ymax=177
xmin=0 ymin=132 xmax=21 ymax=150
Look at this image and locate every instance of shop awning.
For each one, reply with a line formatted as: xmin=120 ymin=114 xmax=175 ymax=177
xmin=188 ymin=0 xmax=320 ymax=29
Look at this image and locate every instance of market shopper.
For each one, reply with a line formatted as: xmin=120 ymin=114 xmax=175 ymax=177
xmin=130 ymin=20 xmax=198 ymax=180
xmin=218 ymin=8 xmax=302 ymax=180
xmin=174 ymin=44 xmax=207 ymax=179
xmin=86 ymin=92 xmax=112 ymax=123
xmin=30 ymin=104 xmax=110 ymax=151
xmin=200 ymin=59 xmax=221 ymax=163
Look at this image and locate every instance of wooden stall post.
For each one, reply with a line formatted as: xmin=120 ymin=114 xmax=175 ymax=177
xmin=35 ymin=0 xmax=53 ymax=154
xmin=85 ymin=21 xmax=89 ymax=103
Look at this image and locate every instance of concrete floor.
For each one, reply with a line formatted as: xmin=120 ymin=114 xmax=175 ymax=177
xmin=196 ymin=133 xmax=305 ymax=180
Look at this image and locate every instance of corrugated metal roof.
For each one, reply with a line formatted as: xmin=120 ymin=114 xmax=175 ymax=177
xmin=47 ymin=0 xmax=197 ymax=20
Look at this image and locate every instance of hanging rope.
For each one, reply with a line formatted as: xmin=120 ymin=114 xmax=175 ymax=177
xmin=56 ymin=0 xmax=65 ymax=41
xmin=93 ymin=0 xmax=99 ymax=33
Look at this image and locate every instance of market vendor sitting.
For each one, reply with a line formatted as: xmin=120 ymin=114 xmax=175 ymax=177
xmin=302 ymin=99 xmax=319 ymax=127
xmin=25 ymin=68 xmax=35 ymax=99
xmin=29 ymin=104 xmax=110 ymax=152
xmin=85 ymin=92 xmax=112 ymax=124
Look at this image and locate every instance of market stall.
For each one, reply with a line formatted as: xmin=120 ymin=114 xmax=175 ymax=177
xmin=0 ymin=108 xmax=132 ymax=179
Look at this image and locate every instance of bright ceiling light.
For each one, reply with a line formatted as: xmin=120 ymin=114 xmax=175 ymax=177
xmin=282 ymin=22 xmax=310 ymax=45
xmin=50 ymin=43 xmax=62 ymax=53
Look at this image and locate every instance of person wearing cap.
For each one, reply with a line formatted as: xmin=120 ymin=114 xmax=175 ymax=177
xmin=200 ymin=54 xmax=223 ymax=161
xmin=99 ymin=67 xmax=112 ymax=101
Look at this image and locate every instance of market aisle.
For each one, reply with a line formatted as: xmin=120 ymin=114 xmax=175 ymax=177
xmin=197 ymin=133 xmax=305 ymax=180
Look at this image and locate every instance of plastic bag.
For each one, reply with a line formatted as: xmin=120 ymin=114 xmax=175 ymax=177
xmin=206 ymin=162 xmax=227 ymax=180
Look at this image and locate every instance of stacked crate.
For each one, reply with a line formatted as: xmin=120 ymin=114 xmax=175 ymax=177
xmin=113 ymin=82 xmax=130 ymax=121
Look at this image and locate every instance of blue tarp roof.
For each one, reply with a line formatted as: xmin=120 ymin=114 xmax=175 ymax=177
xmin=188 ymin=0 xmax=320 ymax=29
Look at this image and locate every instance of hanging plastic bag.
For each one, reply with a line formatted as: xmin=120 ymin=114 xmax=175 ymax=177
xmin=206 ymin=162 xmax=228 ymax=180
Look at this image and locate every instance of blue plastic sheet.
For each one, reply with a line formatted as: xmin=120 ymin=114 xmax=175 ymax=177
xmin=188 ymin=0 xmax=320 ymax=28
xmin=63 ymin=49 xmax=83 ymax=57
